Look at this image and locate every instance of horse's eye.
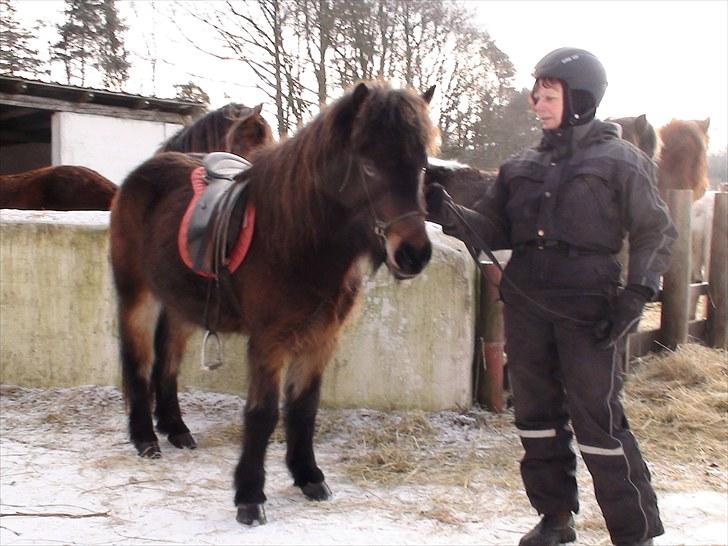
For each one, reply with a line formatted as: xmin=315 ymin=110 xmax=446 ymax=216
xmin=361 ymin=163 xmax=377 ymax=178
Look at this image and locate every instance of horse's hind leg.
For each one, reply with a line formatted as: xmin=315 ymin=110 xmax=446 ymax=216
xmin=284 ymin=342 xmax=334 ymax=501
xmin=118 ymin=290 xmax=162 ymax=457
xmin=234 ymin=339 xmax=285 ymax=525
xmin=152 ymin=309 xmax=196 ymax=449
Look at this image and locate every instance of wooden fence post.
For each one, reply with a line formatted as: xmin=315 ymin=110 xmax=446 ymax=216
xmin=707 ymin=192 xmax=728 ymax=348
xmin=660 ymin=189 xmax=692 ymax=349
xmin=477 ymin=264 xmax=505 ymax=413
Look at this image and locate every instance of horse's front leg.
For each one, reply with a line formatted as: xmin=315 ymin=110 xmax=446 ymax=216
xmin=284 ymin=342 xmax=334 ymax=501
xmin=234 ymin=341 xmax=284 ymax=526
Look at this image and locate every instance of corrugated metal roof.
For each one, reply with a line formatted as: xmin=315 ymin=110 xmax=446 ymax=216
xmin=0 ymin=75 xmax=208 ymax=146
xmin=0 ymin=75 xmax=205 ymax=115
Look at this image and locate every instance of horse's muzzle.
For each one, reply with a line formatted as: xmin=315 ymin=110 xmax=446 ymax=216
xmin=390 ymin=240 xmax=432 ymax=279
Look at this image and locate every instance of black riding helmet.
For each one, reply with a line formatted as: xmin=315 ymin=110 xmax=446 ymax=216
xmin=533 ymin=47 xmax=607 ymax=127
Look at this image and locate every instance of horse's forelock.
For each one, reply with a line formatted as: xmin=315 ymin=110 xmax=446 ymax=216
xmin=248 ymin=83 xmax=437 ymax=262
xmin=348 ymin=85 xmax=439 ymax=161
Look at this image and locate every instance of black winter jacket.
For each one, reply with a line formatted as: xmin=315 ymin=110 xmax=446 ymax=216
xmin=442 ymin=119 xmax=677 ymax=295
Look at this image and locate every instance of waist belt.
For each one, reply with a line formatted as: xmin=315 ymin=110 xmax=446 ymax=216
xmin=514 ymin=239 xmax=609 ymax=256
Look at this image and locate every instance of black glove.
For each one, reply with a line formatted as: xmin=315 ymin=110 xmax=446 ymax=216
xmin=425 ymin=183 xmax=454 ymax=226
xmin=593 ymin=284 xmax=652 ymax=350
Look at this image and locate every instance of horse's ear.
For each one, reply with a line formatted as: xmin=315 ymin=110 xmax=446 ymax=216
xmin=635 ymin=114 xmax=647 ymax=132
xmin=352 ymin=82 xmax=370 ymax=111
xmin=700 ymin=117 xmax=710 ymax=133
xmin=253 ymin=103 xmax=263 ymax=115
xmin=422 ymin=85 xmax=436 ymax=104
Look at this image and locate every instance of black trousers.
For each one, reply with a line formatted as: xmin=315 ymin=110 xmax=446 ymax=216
xmin=502 ymin=280 xmax=664 ymax=544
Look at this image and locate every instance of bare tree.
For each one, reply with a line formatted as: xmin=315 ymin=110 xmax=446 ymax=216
xmin=0 ymin=0 xmax=48 ymax=78
xmin=179 ymin=0 xmax=310 ymax=137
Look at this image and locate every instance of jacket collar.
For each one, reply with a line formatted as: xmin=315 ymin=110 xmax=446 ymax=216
xmin=537 ymin=119 xmax=618 ymax=160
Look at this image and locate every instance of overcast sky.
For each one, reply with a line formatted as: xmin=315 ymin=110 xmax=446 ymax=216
xmin=14 ymin=0 xmax=728 ymax=153
xmin=472 ymin=0 xmax=727 ymax=153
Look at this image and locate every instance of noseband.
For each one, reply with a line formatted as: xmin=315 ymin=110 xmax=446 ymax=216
xmin=343 ymin=158 xmax=426 ymax=249
xmin=372 ymin=210 xmax=426 ymax=244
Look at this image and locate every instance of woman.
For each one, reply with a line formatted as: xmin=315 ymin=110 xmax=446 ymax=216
xmin=426 ymin=48 xmax=675 ymax=546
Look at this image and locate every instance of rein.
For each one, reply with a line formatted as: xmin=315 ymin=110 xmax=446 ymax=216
xmin=443 ymin=200 xmax=595 ymax=327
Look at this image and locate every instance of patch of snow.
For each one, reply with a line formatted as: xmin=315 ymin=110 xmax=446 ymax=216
xmin=1 ymin=386 xmax=725 ymax=545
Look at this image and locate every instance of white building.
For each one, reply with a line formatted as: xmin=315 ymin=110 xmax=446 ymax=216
xmin=0 ymin=75 xmax=204 ymax=184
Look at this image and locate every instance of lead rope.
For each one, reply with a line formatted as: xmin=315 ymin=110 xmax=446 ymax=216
xmin=443 ymin=200 xmax=595 ymax=326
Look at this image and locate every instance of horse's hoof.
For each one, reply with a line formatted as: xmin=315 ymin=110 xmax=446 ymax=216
xmin=168 ymin=432 xmax=197 ymax=449
xmin=136 ymin=441 xmax=161 ymax=458
xmin=301 ymin=481 xmax=332 ymax=501
xmin=236 ymin=503 xmax=266 ymax=526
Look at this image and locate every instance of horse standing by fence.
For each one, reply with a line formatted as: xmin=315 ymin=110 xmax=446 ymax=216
xmin=109 ymin=81 xmax=438 ymax=526
xmin=159 ymin=102 xmax=274 ymax=159
xmin=657 ymin=118 xmax=710 ymax=202
xmin=655 ymin=118 xmax=712 ymax=302
xmin=0 ymin=165 xmax=117 ymax=210
xmin=609 ymin=114 xmax=658 ymax=158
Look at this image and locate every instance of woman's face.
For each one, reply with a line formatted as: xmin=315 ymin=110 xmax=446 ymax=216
xmin=532 ymin=79 xmax=564 ymax=130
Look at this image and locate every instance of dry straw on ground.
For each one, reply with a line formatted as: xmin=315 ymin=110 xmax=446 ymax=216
xmin=311 ymin=343 xmax=726 ymax=496
xmin=623 ymin=343 xmax=727 ymax=488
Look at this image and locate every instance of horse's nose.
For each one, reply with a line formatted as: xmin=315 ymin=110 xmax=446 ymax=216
xmin=394 ymin=241 xmax=432 ymax=277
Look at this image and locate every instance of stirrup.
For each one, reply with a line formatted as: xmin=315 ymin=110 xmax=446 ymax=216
xmin=201 ymin=330 xmax=224 ymax=371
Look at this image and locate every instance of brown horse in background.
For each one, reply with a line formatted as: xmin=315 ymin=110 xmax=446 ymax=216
xmin=609 ymin=114 xmax=658 ymax=158
xmin=0 ymin=165 xmax=117 ymax=210
xmin=109 ymin=81 xmax=438 ymax=526
xmin=425 ymin=157 xmax=497 ymax=207
xmin=159 ymin=102 xmax=274 ymax=159
xmin=0 ymin=104 xmax=273 ymax=212
xmin=657 ymin=118 xmax=710 ymax=202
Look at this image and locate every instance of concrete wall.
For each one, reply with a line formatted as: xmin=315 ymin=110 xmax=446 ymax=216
xmin=0 ymin=211 xmax=477 ymax=410
xmin=51 ymin=112 xmax=182 ymax=185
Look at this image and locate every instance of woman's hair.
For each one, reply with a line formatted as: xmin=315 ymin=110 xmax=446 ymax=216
xmin=529 ymin=77 xmax=562 ymax=107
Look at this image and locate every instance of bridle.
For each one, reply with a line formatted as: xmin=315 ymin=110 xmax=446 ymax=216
xmin=341 ymin=157 xmax=427 ymax=250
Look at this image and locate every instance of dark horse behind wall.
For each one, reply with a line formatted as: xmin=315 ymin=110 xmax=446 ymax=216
xmin=0 ymin=165 xmax=117 ymax=210
xmin=110 ymin=81 xmax=438 ymax=525
xmin=0 ymin=104 xmax=272 ymax=212
xmin=159 ymin=102 xmax=274 ymax=159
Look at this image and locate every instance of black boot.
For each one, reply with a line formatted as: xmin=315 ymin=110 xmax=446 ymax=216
xmin=519 ymin=512 xmax=576 ymax=546
xmin=614 ymin=540 xmax=654 ymax=546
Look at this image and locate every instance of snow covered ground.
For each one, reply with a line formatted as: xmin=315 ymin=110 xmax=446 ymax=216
xmin=1 ymin=385 xmax=725 ymax=545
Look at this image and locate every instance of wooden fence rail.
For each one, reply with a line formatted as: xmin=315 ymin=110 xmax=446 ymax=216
xmin=627 ymin=189 xmax=728 ymax=361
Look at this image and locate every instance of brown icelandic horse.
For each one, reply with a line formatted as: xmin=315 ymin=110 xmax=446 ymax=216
xmin=109 ymin=81 xmax=438 ymax=526
xmin=657 ymin=117 xmax=710 ymax=202
xmin=0 ymin=165 xmax=117 ymax=210
xmin=609 ymin=114 xmax=658 ymax=158
xmin=159 ymin=102 xmax=274 ymax=159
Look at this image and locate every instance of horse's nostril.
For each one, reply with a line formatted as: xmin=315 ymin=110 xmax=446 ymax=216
xmin=395 ymin=242 xmax=432 ymax=275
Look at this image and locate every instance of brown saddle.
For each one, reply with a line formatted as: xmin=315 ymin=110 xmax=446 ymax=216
xmin=180 ymin=152 xmax=254 ymax=278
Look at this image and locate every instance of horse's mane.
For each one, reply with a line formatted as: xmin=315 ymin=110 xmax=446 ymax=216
xmin=657 ymin=118 xmax=710 ymax=201
xmin=160 ymin=103 xmax=258 ymax=153
xmin=247 ymin=81 xmax=438 ymax=260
